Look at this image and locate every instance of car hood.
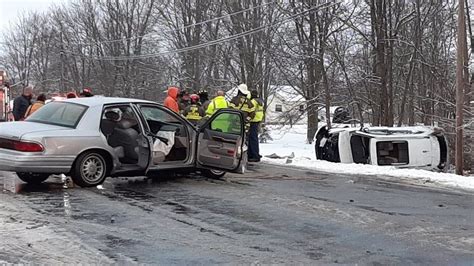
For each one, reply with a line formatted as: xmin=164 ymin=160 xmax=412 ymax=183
xmin=0 ymin=121 xmax=69 ymax=140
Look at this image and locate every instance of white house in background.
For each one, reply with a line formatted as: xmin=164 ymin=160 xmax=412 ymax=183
xmin=265 ymin=85 xmax=306 ymax=125
xmin=225 ymin=85 xmax=306 ymax=125
xmin=225 ymin=85 xmax=342 ymax=125
xmin=264 ymin=86 xmax=342 ymax=125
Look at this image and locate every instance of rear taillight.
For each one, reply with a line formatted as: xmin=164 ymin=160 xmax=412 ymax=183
xmin=14 ymin=141 xmax=44 ymax=152
xmin=0 ymin=138 xmax=44 ymax=152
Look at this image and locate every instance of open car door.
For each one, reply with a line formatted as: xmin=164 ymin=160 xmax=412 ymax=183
xmin=196 ymin=109 xmax=246 ymax=173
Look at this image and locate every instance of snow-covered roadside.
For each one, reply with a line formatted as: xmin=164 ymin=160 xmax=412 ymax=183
xmin=260 ymin=125 xmax=474 ymax=191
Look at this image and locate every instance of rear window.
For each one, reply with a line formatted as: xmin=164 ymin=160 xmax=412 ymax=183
xmin=26 ymin=102 xmax=87 ymax=128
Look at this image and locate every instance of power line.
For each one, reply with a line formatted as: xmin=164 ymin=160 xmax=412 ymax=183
xmin=69 ymin=1 xmax=277 ymax=47
xmin=68 ymin=1 xmax=341 ymax=61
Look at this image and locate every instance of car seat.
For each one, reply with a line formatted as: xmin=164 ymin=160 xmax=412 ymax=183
xmin=108 ymin=118 xmax=140 ymax=163
xmin=101 ymin=110 xmax=119 ymax=138
xmin=101 ymin=111 xmax=125 ymax=159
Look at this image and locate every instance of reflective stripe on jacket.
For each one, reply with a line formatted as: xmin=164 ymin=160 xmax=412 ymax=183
xmin=230 ymin=95 xmax=255 ymax=132
xmin=184 ymin=104 xmax=204 ymax=121
xmin=230 ymin=96 xmax=255 ymax=119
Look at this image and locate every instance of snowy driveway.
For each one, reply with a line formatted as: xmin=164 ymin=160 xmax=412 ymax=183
xmin=1 ymin=164 xmax=474 ymax=264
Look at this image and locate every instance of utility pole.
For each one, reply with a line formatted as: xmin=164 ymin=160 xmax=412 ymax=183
xmin=456 ymin=0 xmax=467 ymax=175
xmin=464 ymin=0 xmax=473 ymax=172
xmin=60 ymin=31 xmax=65 ymax=93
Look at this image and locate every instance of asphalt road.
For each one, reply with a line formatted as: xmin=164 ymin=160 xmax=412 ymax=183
xmin=1 ymin=163 xmax=474 ymax=264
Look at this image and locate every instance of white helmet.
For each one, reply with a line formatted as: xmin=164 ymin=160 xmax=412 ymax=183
xmin=237 ymin=84 xmax=250 ymax=95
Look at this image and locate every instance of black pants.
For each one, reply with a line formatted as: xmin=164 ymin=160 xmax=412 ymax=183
xmin=248 ymin=122 xmax=260 ymax=160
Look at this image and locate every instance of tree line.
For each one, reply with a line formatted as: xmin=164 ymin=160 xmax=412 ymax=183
xmin=0 ymin=0 xmax=472 ymax=169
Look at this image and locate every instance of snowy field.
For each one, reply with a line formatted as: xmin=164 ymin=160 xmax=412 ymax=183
xmin=260 ymin=125 xmax=474 ymax=191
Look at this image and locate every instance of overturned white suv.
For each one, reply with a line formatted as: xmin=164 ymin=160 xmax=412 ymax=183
xmin=314 ymin=125 xmax=449 ymax=171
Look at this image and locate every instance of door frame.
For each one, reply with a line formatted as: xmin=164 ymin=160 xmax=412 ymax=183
xmin=101 ymin=103 xmax=153 ymax=173
xmin=132 ymin=103 xmax=195 ymax=169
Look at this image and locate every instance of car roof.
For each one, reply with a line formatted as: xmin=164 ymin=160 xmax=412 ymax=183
xmin=327 ymin=125 xmax=443 ymax=138
xmin=62 ymin=96 xmax=157 ymax=107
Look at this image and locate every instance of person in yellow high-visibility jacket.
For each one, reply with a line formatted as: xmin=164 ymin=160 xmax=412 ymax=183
xmin=248 ymin=90 xmax=264 ymax=162
xmin=229 ymin=84 xmax=255 ymax=134
xmin=206 ymin=90 xmax=231 ymax=132
xmin=206 ymin=90 xmax=228 ymax=116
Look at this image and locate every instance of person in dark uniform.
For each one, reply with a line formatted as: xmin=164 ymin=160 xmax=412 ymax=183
xmin=198 ymin=89 xmax=210 ymax=112
xmin=183 ymin=94 xmax=205 ymax=125
xmin=12 ymin=86 xmax=33 ymax=121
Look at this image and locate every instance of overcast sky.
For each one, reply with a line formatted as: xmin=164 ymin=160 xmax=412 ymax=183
xmin=0 ymin=0 xmax=66 ymax=33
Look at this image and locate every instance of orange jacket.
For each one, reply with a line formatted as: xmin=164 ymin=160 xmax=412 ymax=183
xmin=164 ymin=87 xmax=179 ymax=113
xmin=24 ymin=101 xmax=45 ymax=118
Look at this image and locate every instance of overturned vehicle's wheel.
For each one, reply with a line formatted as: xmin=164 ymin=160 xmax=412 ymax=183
xmin=201 ymin=169 xmax=226 ymax=179
xmin=16 ymin=172 xmax=50 ymax=184
xmin=71 ymin=151 xmax=108 ymax=187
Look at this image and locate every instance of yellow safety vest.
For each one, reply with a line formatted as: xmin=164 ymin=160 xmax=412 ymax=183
xmin=206 ymin=96 xmax=228 ymax=116
xmin=186 ymin=105 xmax=202 ymax=121
xmin=251 ymin=98 xmax=264 ymax=122
xmin=230 ymin=96 xmax=255 ymax=114
xmin=230 ymin=96 xmax=255 ymax=133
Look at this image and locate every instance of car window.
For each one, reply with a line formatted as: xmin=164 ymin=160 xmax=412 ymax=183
xmin=376 ymin=141 xmax=409 ymax=165
xmin=26 ymin=102 xmax=87 ymax=128
xmin=210 ymin=112 xmax=242 ymax=135
xmin=140 ymin=106 xmax=179 ymax=123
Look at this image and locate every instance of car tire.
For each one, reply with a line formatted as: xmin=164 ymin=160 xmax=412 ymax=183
xmin=71 ymin=151 xmax=108 ymax=187
xmin=201 ymin=169 xmax=226 ymax=179
xmin=16 ymin=172 xmax=50 ymax=184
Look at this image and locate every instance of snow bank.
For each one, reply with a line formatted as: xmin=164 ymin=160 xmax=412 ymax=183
xmin=260 ymin=125 xmax=474 ymax=191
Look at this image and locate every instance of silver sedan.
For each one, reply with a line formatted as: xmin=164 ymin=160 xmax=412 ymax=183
xmin=0 ymin=97 xmax=246 ymax=187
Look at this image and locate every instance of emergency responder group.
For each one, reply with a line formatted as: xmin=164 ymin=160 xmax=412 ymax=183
xmin=163 ymin=84 xmax=264 ymax=162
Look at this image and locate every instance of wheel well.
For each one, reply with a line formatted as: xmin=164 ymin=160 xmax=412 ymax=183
xmin=71 ymin=149 xmax=113 ymax=175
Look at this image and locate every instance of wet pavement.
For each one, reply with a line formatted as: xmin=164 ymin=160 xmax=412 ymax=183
xmin=1 ymin=163 xmax=474 ymax=264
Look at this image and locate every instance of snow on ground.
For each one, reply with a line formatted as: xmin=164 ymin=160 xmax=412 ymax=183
xmin=260 ymin=125 xmax=474 ymax=191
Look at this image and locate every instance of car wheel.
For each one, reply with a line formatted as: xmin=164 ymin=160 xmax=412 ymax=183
xmin=71 ymin=152 xmax=108 ymax=187
xmin=201 ymin=169 xmax=226 ymax=179
xmin=16 ymin=172 xmax=50 ymax=184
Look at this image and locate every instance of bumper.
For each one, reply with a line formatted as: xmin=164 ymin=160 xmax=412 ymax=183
xmin=0 ymin=149 xmax=75 ymax=174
